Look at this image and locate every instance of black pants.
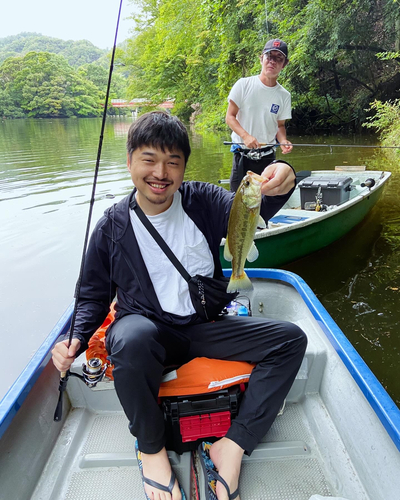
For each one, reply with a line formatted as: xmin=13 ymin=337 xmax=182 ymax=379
xmin=230 ymin=151 xmax=276 ymax=192
xmin=106 ymin=313 xmax=307 ymax=455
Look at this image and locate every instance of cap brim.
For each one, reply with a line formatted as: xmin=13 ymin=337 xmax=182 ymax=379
xmin=263 ymin=48 xmax=287 ymax=58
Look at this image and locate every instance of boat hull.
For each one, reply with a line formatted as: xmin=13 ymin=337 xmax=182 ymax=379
xmin=220 ymin=171 xmax=388 ymax=268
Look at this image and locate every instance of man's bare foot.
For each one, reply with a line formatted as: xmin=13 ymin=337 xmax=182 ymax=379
xmin=140 ymin=447 xmax=182 ymax=500
xmin=210 ymin=438 xmax=244 ymax=500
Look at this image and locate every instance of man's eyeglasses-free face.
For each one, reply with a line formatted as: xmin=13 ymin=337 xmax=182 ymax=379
xmin=264 ymin=53 xmax=286 ymax=64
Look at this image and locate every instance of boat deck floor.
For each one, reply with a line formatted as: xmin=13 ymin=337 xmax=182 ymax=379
xmin=32 ymin=395 xmax=347 ymax=500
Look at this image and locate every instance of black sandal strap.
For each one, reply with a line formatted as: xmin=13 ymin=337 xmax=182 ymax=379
xmin=209 ymin=469 xmax=239 ymax=500
xmin=143 ymin=469 xmax=176 ymax=494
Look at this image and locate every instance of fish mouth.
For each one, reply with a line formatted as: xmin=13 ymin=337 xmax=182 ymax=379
xmin=246 ymin=171 xmax=264 ymax=184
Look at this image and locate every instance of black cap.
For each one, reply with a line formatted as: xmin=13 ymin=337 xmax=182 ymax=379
xmin=262 ymin=39 xmax=288 ymax=59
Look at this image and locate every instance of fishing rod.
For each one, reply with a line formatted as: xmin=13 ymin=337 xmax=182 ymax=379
xmin=53 ymin=0 xmax=123 ymax=422
xmin=223 ymin=141 xmax=400 ymax=149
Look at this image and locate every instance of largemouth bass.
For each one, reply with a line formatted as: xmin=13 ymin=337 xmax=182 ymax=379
xmin=224 ymin=171 xmax=266 ymax=292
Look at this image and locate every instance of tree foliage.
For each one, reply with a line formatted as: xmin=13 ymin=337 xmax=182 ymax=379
xmin=0 ymin=32 xmax=106 ymax=67
xmin=363 ymin=99 xmax=400 ymax=162
xmin=0 ymin=52 xmax=104 ymax=118
xmin=0 ymin=33 xmax=129 ymax=118
xmin=124 ymin=0 xmax=400 ymax=132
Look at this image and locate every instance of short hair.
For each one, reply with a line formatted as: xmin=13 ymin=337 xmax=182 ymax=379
xmin=126 ymin=111 xmax=191 ymax=164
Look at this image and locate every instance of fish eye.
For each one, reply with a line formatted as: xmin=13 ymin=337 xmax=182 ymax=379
xmin=244 ymin=180 xmax=250 ymax=187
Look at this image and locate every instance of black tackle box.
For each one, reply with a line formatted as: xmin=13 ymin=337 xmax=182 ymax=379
xmin=298 ymin=175 xmax=353 ymax=209
xmin=160 ymin=384 xmax=245 ymax=454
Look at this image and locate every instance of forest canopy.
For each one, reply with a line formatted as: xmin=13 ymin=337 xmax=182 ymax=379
xmin=0 ymin=32 xmax=106 ymax=67
xmin=0 ymin=34 xmax=128 ymax=119
xmin=122 ymin=0 xmax=400 ymax=132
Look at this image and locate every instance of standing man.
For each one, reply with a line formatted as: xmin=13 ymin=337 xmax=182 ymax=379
xmin=226 ymin=39 xmax=293 ymax=192
xmin=52 ymin=111 xmax=306 ymax=500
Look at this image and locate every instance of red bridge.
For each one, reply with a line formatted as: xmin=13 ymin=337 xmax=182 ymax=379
xmin=111 ymin=99 xmax=174 ymax=109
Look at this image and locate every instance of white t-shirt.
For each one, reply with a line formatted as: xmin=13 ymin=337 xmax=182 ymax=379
xmin=228 ymin=75 xmax=291 ymax=145
xmin=130 ymin=191 xmax=214 ymax=317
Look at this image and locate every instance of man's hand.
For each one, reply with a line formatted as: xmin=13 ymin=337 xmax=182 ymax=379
xmin=261 ymin=162 xmax=295 ymax=196
xmin=279 ymin=141 xmax=293 ymax=154
xmin=52 ymin=338 xmax=81 ymax=373
xmin=242 ymin=133 xmax=260 ymax=149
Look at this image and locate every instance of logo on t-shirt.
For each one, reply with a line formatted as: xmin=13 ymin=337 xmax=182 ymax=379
xmin=270 ymin=104 xmax=280 ymax=114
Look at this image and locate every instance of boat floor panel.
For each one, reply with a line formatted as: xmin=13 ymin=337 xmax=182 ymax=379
xmin=31 ymin=397 xmax=353 ymax=500
xmin=240 ymin=458 xmax=331 ymax=500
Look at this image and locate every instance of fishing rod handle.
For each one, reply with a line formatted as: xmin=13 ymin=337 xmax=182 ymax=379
xmin=54 ymin=370 xmax=70 ymax=422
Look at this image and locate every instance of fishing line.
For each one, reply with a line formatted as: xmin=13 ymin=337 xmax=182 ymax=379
xmin=54 ymin=0 xmax=124 ymax=422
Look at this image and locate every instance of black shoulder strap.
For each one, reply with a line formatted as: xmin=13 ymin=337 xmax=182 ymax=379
xmin=132 ymin=203 xmax=191 ymax=283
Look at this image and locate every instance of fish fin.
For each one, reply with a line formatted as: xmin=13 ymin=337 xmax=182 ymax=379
xmin=246 ymin=242 xmax=259 ymax=263
xmin=257 ymin=216 xmax=266 ymax=229
xmin=227 ymin=272 xmax=253 ymax=292
xmin=223 ymin=237 xmax=233 ymax=262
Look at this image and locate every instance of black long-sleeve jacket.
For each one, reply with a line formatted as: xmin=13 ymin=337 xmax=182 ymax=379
xmin=72 ymin=180 xmax=294 ymax=350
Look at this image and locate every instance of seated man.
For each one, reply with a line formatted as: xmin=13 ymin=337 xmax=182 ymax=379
xmin=52 ymin=111 xmax=307 ymax=500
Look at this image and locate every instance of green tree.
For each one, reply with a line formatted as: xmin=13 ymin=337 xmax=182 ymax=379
xmin=0 ymin=32 xmax=105 ymax=67
xmin=0 ymin=52 xmax=103 ymax=118
xmin=78 ymin=63 xmax=128 ymax=98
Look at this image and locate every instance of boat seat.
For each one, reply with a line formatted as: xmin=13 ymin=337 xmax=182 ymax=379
xmin=84 ymin=304 xmax=256 ymax=396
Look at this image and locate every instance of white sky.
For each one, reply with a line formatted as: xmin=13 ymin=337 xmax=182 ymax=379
xmin=0 ymin=0 xmax=139 ymax=49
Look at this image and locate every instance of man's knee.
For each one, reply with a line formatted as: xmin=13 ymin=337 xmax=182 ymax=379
xmin=107 ymin=315 xmax=162 ymax=365
xmin=285 ymin=322 xmax=308 ymax=353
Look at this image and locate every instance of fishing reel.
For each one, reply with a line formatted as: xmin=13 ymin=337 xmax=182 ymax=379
xmin=304 ymin=186 xmax=327 ymax=212
xmin=246 ymin=150 xmax=263 ymax=160
xmin=81 ymin=357 xmax=108 ymax=388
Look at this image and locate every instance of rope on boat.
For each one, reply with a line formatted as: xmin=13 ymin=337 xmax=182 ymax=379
xmin=54 ymin=0 xmax=124 ymax=422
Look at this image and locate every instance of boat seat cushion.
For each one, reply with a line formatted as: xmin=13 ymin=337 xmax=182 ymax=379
xmin=159 ymin=358 xmax=255 ymax=397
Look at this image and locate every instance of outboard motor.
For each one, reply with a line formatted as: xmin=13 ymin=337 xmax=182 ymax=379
xmin=361 ymin=178 xmax=376 ymax=189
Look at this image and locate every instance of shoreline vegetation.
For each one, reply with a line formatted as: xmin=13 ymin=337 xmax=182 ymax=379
xmin=0 ymin=33 xmax=128 ymax=119
xmin=363 ymin=99 xmax=400 ymax=163
xmin=1 ymin=0 xmax=400 ymax=149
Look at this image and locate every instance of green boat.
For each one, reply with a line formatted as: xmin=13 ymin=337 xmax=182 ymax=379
xmin=219 ymin=169 xmax=391 ymax=268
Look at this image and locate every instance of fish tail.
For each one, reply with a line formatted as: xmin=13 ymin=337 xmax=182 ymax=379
xmin=227 ymin=271 xmax=253 ymax=292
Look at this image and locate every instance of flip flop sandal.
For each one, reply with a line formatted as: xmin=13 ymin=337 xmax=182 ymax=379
xmin=198 ymin=442 xmax=239 ymax=500
xmin=135 ymin=440 xmax=187 ymax=500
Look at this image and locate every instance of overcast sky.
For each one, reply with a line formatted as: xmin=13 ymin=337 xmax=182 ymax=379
xmin=0 ymin=0 xmax=138 ymax=49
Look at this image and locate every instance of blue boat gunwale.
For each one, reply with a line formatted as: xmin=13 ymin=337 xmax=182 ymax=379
xmin=0 ymin=302 xmax=74 ymax=439
xmin=1 ymin=269 xmax=399 ymax=452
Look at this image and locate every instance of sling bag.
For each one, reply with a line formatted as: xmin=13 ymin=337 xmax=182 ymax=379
xmin=132 ymin=203 xmax=238 ymax=321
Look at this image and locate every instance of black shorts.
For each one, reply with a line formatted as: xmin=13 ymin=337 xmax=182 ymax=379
xmin=230 ymin=150 xmax=276 ymax=192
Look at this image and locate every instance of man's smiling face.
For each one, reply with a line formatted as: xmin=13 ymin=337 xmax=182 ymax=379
xmin=127 ymin=145 xmax=186 ymax=215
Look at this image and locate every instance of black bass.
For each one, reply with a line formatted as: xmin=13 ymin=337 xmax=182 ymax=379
xmin=224 ymin=171 xmax=266 ymax=292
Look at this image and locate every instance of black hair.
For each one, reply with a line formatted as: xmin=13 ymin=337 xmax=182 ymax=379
xmin=126 ymin=111 xmax=191 ymax=164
